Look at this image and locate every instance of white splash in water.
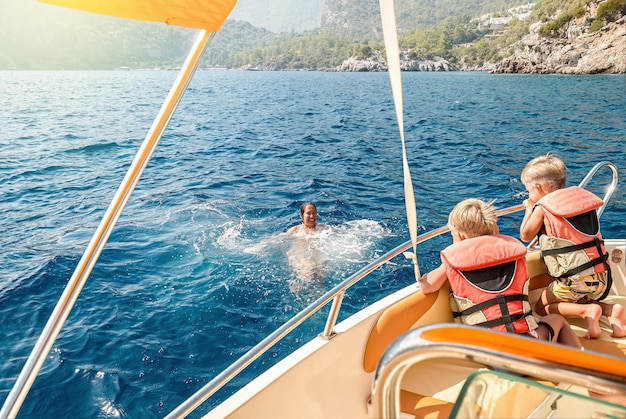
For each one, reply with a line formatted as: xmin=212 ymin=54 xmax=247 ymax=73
xmin=215 ymin=220 xmax=245 ymax=249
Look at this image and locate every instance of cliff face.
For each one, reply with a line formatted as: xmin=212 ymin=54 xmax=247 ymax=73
xmin=492 ymin=5 xmax=626 ymax=74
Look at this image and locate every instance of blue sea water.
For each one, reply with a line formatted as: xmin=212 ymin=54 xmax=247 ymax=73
xmin=1 ymin=70 xmax=625 ymax=418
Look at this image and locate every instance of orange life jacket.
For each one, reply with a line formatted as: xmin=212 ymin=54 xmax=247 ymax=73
xmin=537 ymin=186 xmax=611 ymax=288
xmin=441 ymin=235 xmax=536 ymax=334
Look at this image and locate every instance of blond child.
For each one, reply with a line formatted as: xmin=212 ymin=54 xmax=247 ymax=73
xmin=420 ymin=198 xmax=581 ymax=348
xmin=520 ymin=154 xmax=626 ymax=339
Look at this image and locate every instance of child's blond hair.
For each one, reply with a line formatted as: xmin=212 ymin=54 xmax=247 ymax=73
xmin=448 ymin=198 xmax=497 ymax=238
xmin=521 ymin=153 xmax=567 ymax=190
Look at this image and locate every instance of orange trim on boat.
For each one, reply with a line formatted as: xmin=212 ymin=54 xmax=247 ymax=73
xmin=363 ymin=287 xmax=446 ymax=373
xmin=422 ymin=326 xmax=626 ymax=378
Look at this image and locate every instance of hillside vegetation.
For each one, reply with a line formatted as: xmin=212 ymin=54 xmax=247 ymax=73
xmin=210 ymin=0 xmax=531 ymax=69
xmin=1 ymin=0 xmax=624 ymax=71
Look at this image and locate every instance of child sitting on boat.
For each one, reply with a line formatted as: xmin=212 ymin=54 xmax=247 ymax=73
xmin=519 ymin=154 xmax=626 ymax=339
xmin=419 ymin=198 xmax=581 ymax=348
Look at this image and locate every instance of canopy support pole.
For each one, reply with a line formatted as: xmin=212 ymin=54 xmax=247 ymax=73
xmin=379 ymin=0 xmax=421 ymax=280
xmin=1 ymin=29 xmax=215 ymax=419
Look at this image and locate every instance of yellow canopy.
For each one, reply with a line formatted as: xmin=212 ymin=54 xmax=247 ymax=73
xmin=38 ymin=0 xmax=238 ymax=31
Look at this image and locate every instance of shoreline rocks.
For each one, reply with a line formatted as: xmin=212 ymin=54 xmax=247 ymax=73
xmin=338 ymin=53 xmax=459 ymax=72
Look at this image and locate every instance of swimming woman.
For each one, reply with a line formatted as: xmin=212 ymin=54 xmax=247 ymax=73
xmin=287 ymin=202 xmax=327 ymax=302
xmin=287 ymin=202 xmax=326 ymax=234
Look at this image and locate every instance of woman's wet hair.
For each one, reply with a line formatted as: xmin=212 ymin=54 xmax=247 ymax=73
xmin=300 ymin=202 xmax=316 ymax=216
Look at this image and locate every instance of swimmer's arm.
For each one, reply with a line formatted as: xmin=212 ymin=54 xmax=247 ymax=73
xmin=418 ymin=265 xmax=447 ymax=294
xmin=286 ymin=225 xmax=301 ymax=234
xmin=256 ymin=229 xmax=292 ymax=251
xmin=520 ymin=201 xmax=544 ymax=242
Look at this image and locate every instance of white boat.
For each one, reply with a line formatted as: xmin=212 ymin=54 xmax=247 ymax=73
xmin=2 ymin=1 xmax=626 ymax=418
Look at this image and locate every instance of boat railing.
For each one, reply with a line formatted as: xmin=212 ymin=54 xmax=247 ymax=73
xmin=167 ymin=204 xmax=523 ymax=418
xmin=579 ymin=161 xmax=618 ymax=219
xmin=0 ymin=30 xmax=216 ymax=419
xmin=370 ymin=324 xmax=626 ymax=419
xmin=164 ymin=221 xmax=455 ymax=418
xmin=167 ymin=161 xmax=618 ymax=418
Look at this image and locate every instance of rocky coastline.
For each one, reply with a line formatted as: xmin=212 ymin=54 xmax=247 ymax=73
xmin=336 ymin=50 xmax=459 ymax=72
xmin=492 ymin=15 xmax=625 ymax=74
xmin=337 ymin=53 xmax=459 ymax=72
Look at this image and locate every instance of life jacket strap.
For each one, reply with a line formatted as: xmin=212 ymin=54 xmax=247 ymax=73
xmin=452 ymin=294 xmax=530 ymax=333
xmin=559 ymin=253 xmax=608 ymax=278
xmin=540 ymin=237 xmax=603 ymax=257
xmin=476 ymin=311 xmax=533 ymax=330
xmin=452 ymin=294 xmax=529 ymax=318
xmin=541 ymin=237 xmax=611 ymax=280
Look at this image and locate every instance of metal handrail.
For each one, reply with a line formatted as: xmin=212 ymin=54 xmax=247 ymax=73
xmin=578 ymin=161 xmax=619 ymax=219
xmin=164 ymin=204 xmax=524 ymax=418
xmin=0 ymin=30 xmax=216 ymax=419
xmin=370 ymin=324 xmax=626 ymax=419
xmin=163 ymin=229 xmax=436 ymax=417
